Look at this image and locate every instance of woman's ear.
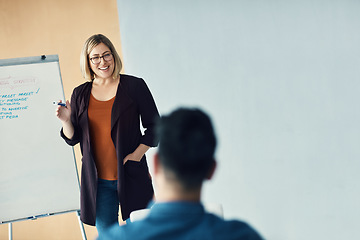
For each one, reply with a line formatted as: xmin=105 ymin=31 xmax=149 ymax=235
xmin=206 ymin=159 xmax=217 ymax=180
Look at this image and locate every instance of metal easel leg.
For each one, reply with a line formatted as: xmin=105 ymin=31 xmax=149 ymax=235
xmin=8 ymin=223 xmax=12 ymax=240
xmin=76 ymin=211 xmax=87 ymax=240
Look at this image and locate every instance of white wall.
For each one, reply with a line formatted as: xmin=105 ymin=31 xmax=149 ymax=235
xmin=117 ymin=1 xmax=360 ymax=239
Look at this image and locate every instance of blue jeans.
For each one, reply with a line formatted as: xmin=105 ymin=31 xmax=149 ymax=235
xmin=96 ymin=179 xmax=120 ymax=235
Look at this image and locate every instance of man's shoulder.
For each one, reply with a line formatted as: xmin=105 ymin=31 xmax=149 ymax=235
xmin=203 ymin=213 xmax=263 ymax=239
xmin=98 ymin=212 xmax=263 ymax=240
xmin=98 ymin=221 xmax=146 ymax=240
xmin=97 ymin=223 xmax=126 ymax=240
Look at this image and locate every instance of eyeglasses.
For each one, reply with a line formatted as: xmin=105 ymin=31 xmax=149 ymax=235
xmin=89 ymin=53 xmax=113 ymax=64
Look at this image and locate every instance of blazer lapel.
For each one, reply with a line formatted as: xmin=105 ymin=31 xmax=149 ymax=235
xmin=111 ymin=81 xmax=134 ymax=130
xmin=78 ymin=82 xmax=91 ymax=121
xmin=77 ymin=82 xmax=92 ymax=147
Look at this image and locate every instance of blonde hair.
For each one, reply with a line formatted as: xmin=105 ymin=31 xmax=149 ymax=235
xmin=80 ymin=34 xmax=122 ymax=81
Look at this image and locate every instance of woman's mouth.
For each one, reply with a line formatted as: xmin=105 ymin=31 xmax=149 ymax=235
xmin=99 ymin=66 xmax=110 ymax=70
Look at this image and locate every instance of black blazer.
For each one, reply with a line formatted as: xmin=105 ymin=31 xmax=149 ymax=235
xmin=61 ymin=74 xmax=159 ymax=226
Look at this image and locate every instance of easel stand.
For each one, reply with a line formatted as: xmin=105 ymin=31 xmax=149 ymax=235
xmin=77 ymin=211 xmax=87 ymax=240
xmin=8 ymin=223 xmax=12 ymax=240
xmin=5 ymin=210 xmax=87 ymax=240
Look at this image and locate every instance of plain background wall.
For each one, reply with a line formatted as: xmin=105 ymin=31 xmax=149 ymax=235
xmin=0 ymin=0 xmax=122 ymax=239
xmin=117 ymin=1 xmax=360 ymax=240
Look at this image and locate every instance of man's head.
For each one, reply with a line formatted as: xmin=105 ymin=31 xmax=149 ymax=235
xmin=155 ymin=108 xmax=217 ymax=192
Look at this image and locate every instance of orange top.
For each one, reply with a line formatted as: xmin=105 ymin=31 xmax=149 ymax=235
xmin=88 ymin=94 xmax=117 ymax=180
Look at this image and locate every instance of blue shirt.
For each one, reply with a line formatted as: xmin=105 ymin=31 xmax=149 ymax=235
xmin=99 ymin=201 xmax=263 ymax=240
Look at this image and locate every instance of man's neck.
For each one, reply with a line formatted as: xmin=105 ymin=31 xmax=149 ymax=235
xmin=155 ymin=183 xmax=202 ymax=203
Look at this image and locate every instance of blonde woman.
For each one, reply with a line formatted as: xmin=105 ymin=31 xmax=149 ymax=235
xmin=56 ymin=34 xmax=159 ymax=234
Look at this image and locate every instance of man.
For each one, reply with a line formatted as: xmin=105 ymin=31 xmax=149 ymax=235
xmin=99 ymin=108 xmax=263 ymax=240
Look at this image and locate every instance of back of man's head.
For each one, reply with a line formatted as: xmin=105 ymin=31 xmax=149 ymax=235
xmin=156 ymin=108 xmax=217 ymax=190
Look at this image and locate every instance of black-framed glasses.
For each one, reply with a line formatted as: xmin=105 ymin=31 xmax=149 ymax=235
xmin=89 ymin=53 xmax=113 ymax=64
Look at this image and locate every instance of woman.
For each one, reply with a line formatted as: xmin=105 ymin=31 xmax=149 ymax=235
xmin=56 ymin=34 xmax=159 ymax=234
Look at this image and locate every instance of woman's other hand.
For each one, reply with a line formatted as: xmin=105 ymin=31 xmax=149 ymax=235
xmin=123 ymin=144 xmax=150 ymax=165
xmin=123 ymin=153 xmax=141 ymax=165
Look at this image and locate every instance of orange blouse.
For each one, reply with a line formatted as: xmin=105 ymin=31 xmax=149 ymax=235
xmin=88 ymin=94 xmax=117 ymax=180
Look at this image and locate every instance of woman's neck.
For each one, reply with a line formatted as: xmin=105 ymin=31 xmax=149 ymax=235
xmin=91 ymin=75 xmax=120 ymax=101
xmin=93 ymin=75 xmax=119 ymax=86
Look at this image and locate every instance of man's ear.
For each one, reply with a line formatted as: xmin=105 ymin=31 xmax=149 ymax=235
xmin=206 ymin=159 xmax=217 ymax=180
xmin=153 ymin=152 xmax=160 ymax=175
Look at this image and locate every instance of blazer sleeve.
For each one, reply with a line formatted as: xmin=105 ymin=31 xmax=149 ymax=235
xmin=60 ymin=88 xmax=81 ymax=146
xmin=136 ymin=78 xmax=160 ymax=147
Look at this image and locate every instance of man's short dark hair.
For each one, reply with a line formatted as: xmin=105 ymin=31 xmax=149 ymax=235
xmin=156 ymin=108 xmax=217 ymax=189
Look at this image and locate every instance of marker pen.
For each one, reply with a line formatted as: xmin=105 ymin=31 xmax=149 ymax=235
xmin=53 ymin=101 xmax=66 ymax=107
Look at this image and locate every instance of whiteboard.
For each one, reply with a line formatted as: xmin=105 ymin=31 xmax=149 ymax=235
xmin=0 ymin=55 xmax=80 ymax=224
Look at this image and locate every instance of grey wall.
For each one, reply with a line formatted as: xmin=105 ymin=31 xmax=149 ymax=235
xmin=117 ymin=1 xmax=360 ymax=239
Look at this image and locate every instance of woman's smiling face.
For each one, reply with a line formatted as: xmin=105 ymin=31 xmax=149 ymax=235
xmin=89 ymin=42 xmax=115 ymax=80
